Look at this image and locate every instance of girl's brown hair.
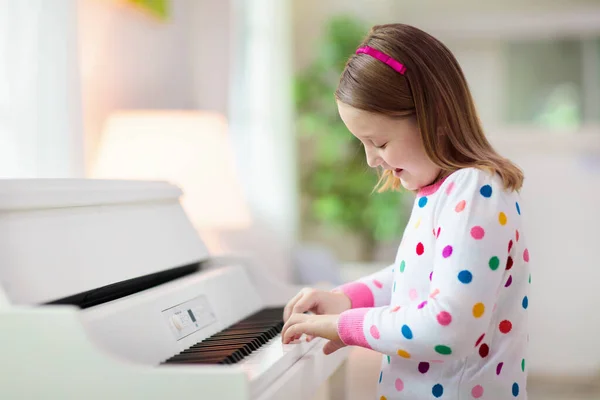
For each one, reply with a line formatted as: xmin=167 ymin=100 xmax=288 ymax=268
xmin=335 ymin=23 xmax=524 ymax=192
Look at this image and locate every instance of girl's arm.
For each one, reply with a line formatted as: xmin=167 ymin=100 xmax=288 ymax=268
xmin=333 ymin=264 xmax=395 ymax=308
xmin=336 ymin=168 xmax=525 ymax=360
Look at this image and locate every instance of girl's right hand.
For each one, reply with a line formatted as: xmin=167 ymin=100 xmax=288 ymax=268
xmin=283 ymin=287 xmax=352 ymax=323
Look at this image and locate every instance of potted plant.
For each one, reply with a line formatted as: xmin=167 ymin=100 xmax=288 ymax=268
xmin=294 ymin=15 xmax=410 ymax=261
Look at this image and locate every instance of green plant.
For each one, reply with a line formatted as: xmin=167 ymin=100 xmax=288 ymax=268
xmin=295 ymin=15 xmax=409 ymax=259
xmin=126 ymin=0 xmax=169 ymax=20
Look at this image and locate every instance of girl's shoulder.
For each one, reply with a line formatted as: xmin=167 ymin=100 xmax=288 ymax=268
xmin=439 ymin=167 xmax=511 ymax=196
xmin=421 ymin=167 xmax=519 ymax=212
xmin=420 ymin=167 xmax=496 ymax=198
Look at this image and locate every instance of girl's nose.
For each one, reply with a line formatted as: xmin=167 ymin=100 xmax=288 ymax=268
xmin=365 ymin=148 xmax=382 ymax=168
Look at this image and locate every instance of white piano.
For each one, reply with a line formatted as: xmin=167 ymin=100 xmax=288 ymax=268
xmin=0 ymin=179 xmax=349 ymax=399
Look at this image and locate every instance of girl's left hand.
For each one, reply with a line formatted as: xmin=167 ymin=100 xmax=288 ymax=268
xmin=281 ymin=313 xmax=347 ymax=355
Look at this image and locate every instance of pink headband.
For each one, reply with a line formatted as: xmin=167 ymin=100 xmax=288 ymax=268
xmin=355 ymin=46 xmax=407 ymax=75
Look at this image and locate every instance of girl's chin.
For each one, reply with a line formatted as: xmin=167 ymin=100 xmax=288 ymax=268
xmin=399 ymin=177 xmax=418 ymax=191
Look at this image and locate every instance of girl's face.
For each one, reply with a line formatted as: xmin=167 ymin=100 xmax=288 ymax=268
xmin=337 ymin=101 xmax=441 ymax=191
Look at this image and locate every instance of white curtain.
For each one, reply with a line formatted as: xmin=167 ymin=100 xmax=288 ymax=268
xmin=0 ymin=0 xmax=84 ymax=178
xmin=228 ymin=0 xmax=298 ymax=282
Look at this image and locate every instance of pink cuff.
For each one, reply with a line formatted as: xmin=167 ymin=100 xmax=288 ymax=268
xmin=337 ymin=308 xmax=371 ymax=349
xmin=334 ymin=282 xmax=374 ymax=308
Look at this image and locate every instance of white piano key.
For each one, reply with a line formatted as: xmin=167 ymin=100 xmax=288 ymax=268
xmin=238 ymin=334 xmax=322 ymax=395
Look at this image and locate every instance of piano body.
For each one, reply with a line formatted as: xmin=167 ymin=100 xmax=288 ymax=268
xmin=0 ymin=179 xmax=349 ymax=399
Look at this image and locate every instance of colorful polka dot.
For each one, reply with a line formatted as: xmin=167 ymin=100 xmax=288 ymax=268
xmin=391 ymin=306 xmax=401 ymax=312
xmin=401 ymin=325 xmax=413 ymax=340
xmin=446 ymin=182 xmax=455 ymax=195
xmin=418 ymin=300 xmax=428 ymax=309
xmin=415 ymin=217 xmax=421 ymax=229
xmin=429 ymin=271 xmax=433 ymax=281
xmin=432 ymin=384 xmax=444 ymax=398
xmin=379 ymin=370 xmax=383 ymax=383
xmin=523 ymin=248 xmax=530 ymax=262
xmin=393 ymin=281 xmax=396 ymax=292
xmin=508 ymin=240 xmax=513 ymax=253
xmin=437 ymin=311 xmax=452 ymax=326
xmin=496 ymin=362 xmax=504 ymax=375
xmin=506 ymin=256 xmax=513 ymax=270
xmin=512 ymin=383 xmax=519 ymax=396
xmin=458 ymin=270 xmax=473 ymax=284
xmin=499 ymin=320 xmax=512 ymax=334
xmin=499 ymin=212 xmax=507 ymax=225
xmin=472 ymin=385 xmax=484 ymax=398
xmin=387 ymin=355 xmax=391 ymax=364
xmin=516 ymin=230 xmax=520 ymax=241
xmin=505 ymin=275 xmax=513 ymax=287
xmin=471 ymin=226 xmax=485 ymax=239
xmin=455 ymin=200 xmax=466 ymax=212
xmin=418 ymin=197 xmax=428 ymax=208
xmin=516 ymin=202 xmax=521 ymax=215
xmin=397 ymin=349 xmax=411 ymax=358
xmin=475 ymin=333 xmax=485 ymax=347
xmin=480 ymin=185 xmax=492 ymax=198
xmin=473 ymin=303 xmax=485 ymax=318
xmin=442 ymin=245 xmax=453 ymax=258
xmin=418 ymin=362 xmax=430 ymax=374
xmin=479 ymin=343 xmax=490 ymax=358
xmin=489 ymin=256 xmax=500 ymax=270
xmin=409 ymin=288 xmax=418 ymax=300
xmin=373 ymin=279 xmax=383 ymax=288
xmin=370 ymin=325 xmax=381 ymax=339
xmin=435 ymin=227 xmax=441 ymax=238
xmin=380 ymin=397 xmax=387 ymax=400
xmin=395 ymin=378 xmax=404 ymax=391
xmin=400 ymin=260 xmax=406 ymax=273
xmin=435 ymin=345 xmax=452 ymax=355
xmin=522 ymin=296 xmax=528 ymax=309
xmin=529 ymin=274 xmax=531 ymax=284
xmin=521 ymin=359 xmax=526 ymax=372
xmin=430 ymin=288 xmax=440 ymax=299
xmin=416 ymin=242 xmax=425 ymax=255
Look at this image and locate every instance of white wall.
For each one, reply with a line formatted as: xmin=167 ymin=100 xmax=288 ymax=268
xmin=78 ymin=0 xmax=197 ymax=172
xmin=79 ymin=0 xmax=299 ymax=282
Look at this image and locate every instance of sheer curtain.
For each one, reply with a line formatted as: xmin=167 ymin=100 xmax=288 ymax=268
xmin=0 ymin=0 xmax=84 ymax=178
xmin=228 ymin=0 xmax=298 ymax=282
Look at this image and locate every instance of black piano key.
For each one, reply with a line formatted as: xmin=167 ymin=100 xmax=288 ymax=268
xmin=194 ymin=339 xmax=261 ymax=352
xmin=162 ymin=307 xmax=285 ymax=366
xmin=181 ymin=344 xmax=251 ymax=357
xmin=170 ymin=350 xmax=243 ymax=363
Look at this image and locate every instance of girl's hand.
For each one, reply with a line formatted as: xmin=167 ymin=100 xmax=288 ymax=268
xmin=281 ymin=313 xmax=347 ymax=355
xmin=283 ymin=288 xmax=352 ymax=322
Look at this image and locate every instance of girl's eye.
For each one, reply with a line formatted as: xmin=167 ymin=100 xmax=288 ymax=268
xmin=375 ymin=142 xmax=388 ymax=149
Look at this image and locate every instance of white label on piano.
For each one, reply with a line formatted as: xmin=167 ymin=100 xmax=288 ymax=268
xmin=161 ymin=295 xmax=217 ymax=341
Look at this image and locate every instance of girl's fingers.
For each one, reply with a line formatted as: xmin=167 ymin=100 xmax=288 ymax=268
xmin=283 ymin=291 xmax=304 ymax=322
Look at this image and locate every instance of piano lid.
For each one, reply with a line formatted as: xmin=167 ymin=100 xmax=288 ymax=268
xmin=0 ymin=179 xmax=209 ymax=306
xmin=0 ymin=178 xmax=182 ymax=211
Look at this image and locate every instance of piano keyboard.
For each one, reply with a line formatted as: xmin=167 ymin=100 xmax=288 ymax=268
xmin=163 ymin=307 xmax=285 ymax=365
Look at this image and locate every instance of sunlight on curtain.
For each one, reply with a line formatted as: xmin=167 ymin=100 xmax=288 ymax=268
xmin=228 ymin=0 xmax=297 ymax=281
xmin=0 ymin=0 xmax=84 ymax=178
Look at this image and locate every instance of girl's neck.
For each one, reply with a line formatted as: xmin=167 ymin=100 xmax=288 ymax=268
xmin=417 ymin=170 xmax=452 ymax=197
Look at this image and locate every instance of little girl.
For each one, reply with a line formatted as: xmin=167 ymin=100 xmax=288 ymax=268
xmin=282 ymin=24 xmax=530 ymax=399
